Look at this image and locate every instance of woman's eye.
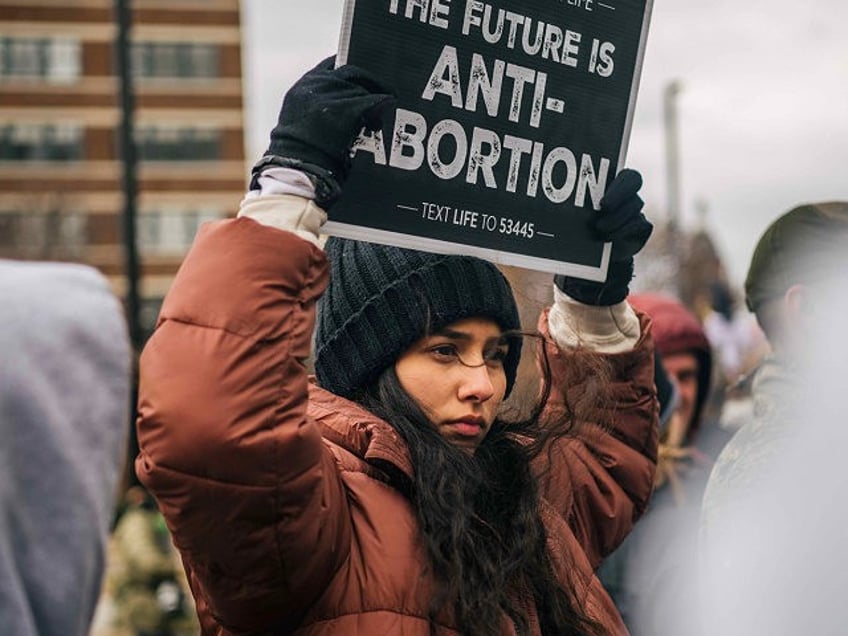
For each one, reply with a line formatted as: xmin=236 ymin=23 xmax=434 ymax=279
xmin=484 ymin=347 xmax=509 ymax=366
xmin=429 ymin=344 xmax=459 ymax=360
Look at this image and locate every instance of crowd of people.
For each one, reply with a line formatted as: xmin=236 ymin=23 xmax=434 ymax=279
xmin=2 ymin=55 xmax=846 ymax=636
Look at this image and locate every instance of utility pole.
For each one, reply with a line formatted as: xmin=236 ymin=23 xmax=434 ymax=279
xmin=115 ymin=0 xmax=142 ymax=350
xmin=663 ymin=79 xmax=683 ymax=296
xmin=115 ymin=0 xmax=143 ymax=491
xmin=663 ymin=79 xmax=683 ymax=234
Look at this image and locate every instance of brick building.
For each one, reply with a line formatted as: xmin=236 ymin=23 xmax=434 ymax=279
xmin=0 ymin=0 xmax=246 ymax=338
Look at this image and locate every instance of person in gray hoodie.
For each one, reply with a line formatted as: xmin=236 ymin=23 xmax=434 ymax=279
xmin=0 ymin=260 xmax=131 ymax=636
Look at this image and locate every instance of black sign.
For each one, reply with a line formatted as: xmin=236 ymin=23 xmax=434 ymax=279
xmin=333 ymin=0 xmax=652 ymax=279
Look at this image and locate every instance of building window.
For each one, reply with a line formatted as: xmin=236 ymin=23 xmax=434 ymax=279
xmin=135 ymin=127 xmax=222 ymax=161
xmin=138 ymin=209 xmax=221 ymax=254
xmin=0 ymin=213 xmax=17 ymax=249
xmin=0 ymin=124 xmax=83 ymax=161
xmin=0 ymin=37 xmax=80 ymax=82
xmin=131 ymin=42 xmax=220 ymax=79
xmin=57 ymin=211 xmax=87 ymax=253
xmin=0 ymin=209 xmax=87 ymax=258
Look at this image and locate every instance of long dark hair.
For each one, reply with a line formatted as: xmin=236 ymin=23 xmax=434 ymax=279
xmin=358 ymin=331 xmax=609 ymax=635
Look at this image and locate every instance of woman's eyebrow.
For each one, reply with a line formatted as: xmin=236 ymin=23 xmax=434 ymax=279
xmin=431 ymin=328 xmax=508 ymax=348
xmin=432 ymin=327 xmax=472 ymax=341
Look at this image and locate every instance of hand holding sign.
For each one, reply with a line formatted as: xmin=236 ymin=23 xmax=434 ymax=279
xmin=251 ymin=56 xmax=396 ymax=206
xmin=554 ymin=169 xmax=652 ymax=305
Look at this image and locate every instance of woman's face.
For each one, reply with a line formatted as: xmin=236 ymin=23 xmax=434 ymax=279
xmin=394 ymin=317 xmax=509 ymax=452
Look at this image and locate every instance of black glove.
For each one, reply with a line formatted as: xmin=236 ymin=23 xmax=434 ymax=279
xmin=554 ymin=169 xmax=653 ymax=305
xmin=251 ymin=56 xmax=396 ymax=206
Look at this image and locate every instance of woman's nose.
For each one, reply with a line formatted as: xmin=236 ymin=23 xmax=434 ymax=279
xmin=456 ymin=363 xmax=496 ymax=402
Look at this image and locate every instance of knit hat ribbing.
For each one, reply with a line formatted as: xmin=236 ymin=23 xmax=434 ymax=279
xmin=315 ymin=237 xmax=522 ymax=400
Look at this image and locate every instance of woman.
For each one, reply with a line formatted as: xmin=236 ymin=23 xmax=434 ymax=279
xmin=136 ymin=58 xmax=658 ymax=635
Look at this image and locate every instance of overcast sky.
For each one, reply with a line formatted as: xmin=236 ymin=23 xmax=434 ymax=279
xmin=241 ymin=0 xmax=848 ymax=288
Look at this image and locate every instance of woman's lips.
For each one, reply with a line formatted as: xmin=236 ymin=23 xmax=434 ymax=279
xmin=445 ymin=417 xmax=486 ymax=437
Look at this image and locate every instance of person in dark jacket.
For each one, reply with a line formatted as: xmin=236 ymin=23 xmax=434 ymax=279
xmin=136 ymin=57 xmax=659 ymax=635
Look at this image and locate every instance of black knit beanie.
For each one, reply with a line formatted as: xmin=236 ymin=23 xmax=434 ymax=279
xmin=314 ymin=237 xmax=523 ymax=400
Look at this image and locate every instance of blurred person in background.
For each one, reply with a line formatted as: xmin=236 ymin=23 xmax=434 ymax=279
xmin=700 ymin=202 xmax=848 ymax=635
xmin=697 ymin=281 xmax=763 ymax=386
xmin=0 ymin=260 xmax=131 ymax=636
xmin=92 ymin=486 xmax=199 ymax=636
xmin=628 ymin=292 xmax=727 ymax=495
xmin=694 ymin=281 xmax=769 ymax=437
xmin=598 ymin=292 xmax=726 ymax=635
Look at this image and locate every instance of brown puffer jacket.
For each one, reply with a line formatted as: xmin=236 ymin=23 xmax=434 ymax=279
xmin=136 ymin=217 xmax=658 ymax=635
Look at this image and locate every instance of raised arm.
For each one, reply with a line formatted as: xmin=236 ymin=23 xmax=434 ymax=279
xmin=135 ymin=58 xmax=394 ymax=632
xmin=534 ymin=170 xmax=659 ymax=569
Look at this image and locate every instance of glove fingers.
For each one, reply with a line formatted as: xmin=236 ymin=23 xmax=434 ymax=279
xmin=609 ymin=223 xmax=653 ymax=261
xmin=600 ymin=168 xmax=643 ymax=210
xmin=334 ymin=63 xmax=396 ymax=100
xmin=361 ymin=94 xmax=397 ymax=131
xmin=298 ymin=65 xmax=396 ymax=132
xmin=311 ymin=55 xmax=337 ymax=73
xmin=287 ymin=63 xmax=394 ymax=108
xmin=594 ymin=196 xmax=645 ymax=236
xmin=606 ymin=216 xmax=652 ymax=247
xmin=285 ymin=80 xmax=395 ymax=134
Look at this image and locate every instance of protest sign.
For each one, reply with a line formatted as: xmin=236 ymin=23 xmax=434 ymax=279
xmin=332 ymin=0 xmax=653 ymax=279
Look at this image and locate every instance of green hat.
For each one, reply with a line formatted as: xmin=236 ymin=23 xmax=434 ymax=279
xmin=744 ymin=202 xmax=848 ymax=313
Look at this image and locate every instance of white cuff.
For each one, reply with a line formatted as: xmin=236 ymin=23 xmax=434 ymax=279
xmin=547 ymin=285 xmax=641 ymax=353
xmin=237 ymin=194 xmax=327 ymax=247
xmin=247 ymin=166 xmax=317 ymax=199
